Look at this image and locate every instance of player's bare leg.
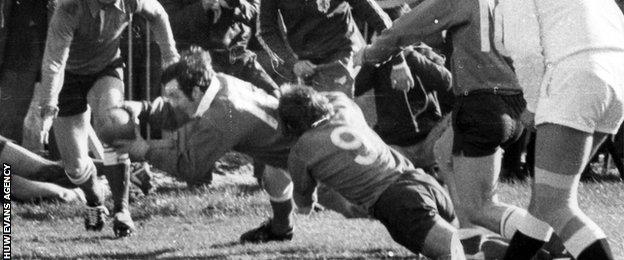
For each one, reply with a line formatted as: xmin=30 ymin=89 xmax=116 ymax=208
xmin=240 ymin=165 xmax=294 ymax=243
xmin=88 ymin=75 xmax=134 ymax=237
xmin=54 ymin=111 xmax=108 ymax=231
xmin=422 ymin=218 xmax=466 ymax=260
xmin=434 ymin=125 xmax=526 ymax=241
xmin=504 ymin=124 xmax=613 ymax=259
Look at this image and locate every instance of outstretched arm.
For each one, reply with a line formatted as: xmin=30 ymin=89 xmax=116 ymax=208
xmin=135 ymin=0 xmax=179 ymax=66
xmin=362 ymin=0 xmax=465 ymax=65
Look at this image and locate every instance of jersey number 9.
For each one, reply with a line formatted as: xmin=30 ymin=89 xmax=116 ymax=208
xmin=330 ymin=126 xmax=376 ymax=165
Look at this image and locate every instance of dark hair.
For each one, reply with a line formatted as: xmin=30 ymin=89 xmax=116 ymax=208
xmin=278 ymin=85 xmax=332 ymax=137
xmin=161 ymin=46 xmax=215 ymax=101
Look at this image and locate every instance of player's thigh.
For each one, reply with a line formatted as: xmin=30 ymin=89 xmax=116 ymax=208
xmin=87 ymin=69 xmax=125 ymax=128
xmin=451 ymin=150 xmax=504 ymax=209
xmin=53 ymin=113 xmax=92 ymax=171
xmin=372 ymin=176 xmax=442 ymax=253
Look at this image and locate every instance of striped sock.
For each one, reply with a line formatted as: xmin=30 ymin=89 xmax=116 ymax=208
xmin=503 ymin=214 xmax=553 ymax=260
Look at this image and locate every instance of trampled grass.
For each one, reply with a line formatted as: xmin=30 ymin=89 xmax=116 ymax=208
xmin=11 ymin=166 xmax=624 ymax=259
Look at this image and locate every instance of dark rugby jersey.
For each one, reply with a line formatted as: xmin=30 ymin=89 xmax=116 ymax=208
xmin=365 ymin=0 xmax=522 ymax=95
xmin=257 ymin=0 xmax=391 ymax=69
xmin=288 ymin=93 xmax=415 ymax=212
xmin=142 ymin=73 xmax=294 ymax=184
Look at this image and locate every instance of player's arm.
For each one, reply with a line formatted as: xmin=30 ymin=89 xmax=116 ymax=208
xmin=361 ymin=0 xmax=465 ymax=65
xmin=404 ymin=46 xmax=452 ymax=93
xmin=124 ymin=98 xmax=191 ymax=131
xmin=287 ymin=152 xmax=318 ymax=213
xmin=134 ymin=0 xmax=180 ymax=66
xmin=256 ymin=0 xmax=298 ymax=70
xmin=39 ymin=0 xmax=79 ymax=109
xmin=222 ymin=0 xmax=260 ymax=25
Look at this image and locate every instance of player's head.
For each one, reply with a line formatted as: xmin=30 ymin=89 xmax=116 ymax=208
xmin=161 ymin=46 xmax=215 ymax=117
xmin=278 ymin=84 xmax=332 ymax=137
xmin=98 ymin=107 xmax=136 ymax=145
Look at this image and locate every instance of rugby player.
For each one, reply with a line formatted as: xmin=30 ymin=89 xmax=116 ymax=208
xmin=497 ymin=0 xmax=624 ymax=258
xmin=278 ymin=85 xmax=464 ymax=259
xmin=257 ymin=0 xmax=414 ymax=97
xmin=36 ymin=0 xmax=179 ymax=236
xmin=115 ymin=47 xmax=298 ymax=243
xmin=355 ymin=0 xmax=529 ymax=242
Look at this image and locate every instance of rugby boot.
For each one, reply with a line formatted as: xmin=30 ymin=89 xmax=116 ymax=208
xmin=112 ymin=209 xmax=135 ymax=237
xmin=240 ymin=219 xmax=293 ymax=243
xmin=100 ymin=151 xmax=135 ymax=237
xmin=84 ymin=205 xmax=109 ymax=231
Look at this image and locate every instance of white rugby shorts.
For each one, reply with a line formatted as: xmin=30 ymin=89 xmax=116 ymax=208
xmin=535 ymin=52 xmax=624 ymax=134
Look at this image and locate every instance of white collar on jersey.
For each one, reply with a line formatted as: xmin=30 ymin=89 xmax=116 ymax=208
xmin=311 ymin=114 xmax=331 ymax=128
xmin=193 ymin=75 xmax=221 ymax=118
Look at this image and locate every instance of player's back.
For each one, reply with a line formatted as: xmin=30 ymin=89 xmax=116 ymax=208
xmin=534 ymin=0 xmax=624 ymax=63
xmin=290 ymin=92 xmax=415 ymax=211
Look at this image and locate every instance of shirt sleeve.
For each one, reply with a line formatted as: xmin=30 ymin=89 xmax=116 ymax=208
xmin=257 ymin=0 xmax=298 ymax=69
xmin=39 ymin=0 xmax=80 ymax=108
xmin=287 ymin=149 xmax=317 ymax=209
xmin=134 ymin=0 xmax=179 ymax=65
xmin=364 ymin=0 xmax=465 ymax=64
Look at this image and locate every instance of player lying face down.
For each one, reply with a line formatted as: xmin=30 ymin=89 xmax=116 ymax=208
xmin=278 ymin=85 xmax=466 ymax=259
xmin=114 ymin=47 xmax=373 ymax=243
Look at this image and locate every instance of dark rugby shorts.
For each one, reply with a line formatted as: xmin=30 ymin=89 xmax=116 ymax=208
xmin=57 ymin=59 xmax=124 ymax=117
xmin=371 ymin=171 xmax=456 ymax=253
xmin=452 ymin=90 xmax=526 ymax=157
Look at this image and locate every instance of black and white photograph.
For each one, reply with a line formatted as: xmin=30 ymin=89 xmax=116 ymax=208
xmin=1 ymin=0 xmax=623 ymax=259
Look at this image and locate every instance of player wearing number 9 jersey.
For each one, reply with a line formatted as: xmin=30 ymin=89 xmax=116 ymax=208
xmin=279 ymin=85 xmax=465 ymax=259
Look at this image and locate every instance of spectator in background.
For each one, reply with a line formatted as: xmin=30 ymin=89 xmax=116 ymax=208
xmin=0 ymin=0 xmax=54 ymax=145
xmin=257 ymin=0 xmax=414 ymax=97
xmin=159 ymin=0 xmax=279 ymax=97
xmin=354 ymin=3 xmax=452 ymax=170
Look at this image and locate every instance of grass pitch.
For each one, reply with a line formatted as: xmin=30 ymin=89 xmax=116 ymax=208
xmin=11 ymin=162 xmax=624 ymax=259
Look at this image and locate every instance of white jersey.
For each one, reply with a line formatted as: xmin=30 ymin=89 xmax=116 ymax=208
xmin=533 ymin=0 xmax=624 ymax=64
xmin=498 ymin=0 xmax=624 ymax=111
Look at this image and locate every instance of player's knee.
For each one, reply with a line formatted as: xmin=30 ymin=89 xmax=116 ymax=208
xmin=64 ymin=158 xmax=97 ymax=185
xmin=96 ymin=107 xmax=136 ymax=145
xmin=261 ymin=167 xmax=293 ymax=202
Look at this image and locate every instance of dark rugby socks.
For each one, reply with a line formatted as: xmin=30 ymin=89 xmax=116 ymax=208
xmin=577 ymin=239 xmax=614 ymax=260
xmin=270 ymin=199 xmax=294 ymax=234
xmin=503 ymin=231 xmax=546 ymax=260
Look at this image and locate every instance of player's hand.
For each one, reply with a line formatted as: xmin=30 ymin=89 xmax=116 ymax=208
xmin=39 ymin=115 xmax=54 ymax=145
xmin=521 ymin=109 xmax=536 ymax=130
xmin=390 ymin=61 xmax=414 ymax=91
xmin=113 ymin=128 xmax=149 ymax=161
xmin=122 ymin=101 xmax=144 ymax=125
xmin=293 ymin=60 xmax=317 ymax=79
